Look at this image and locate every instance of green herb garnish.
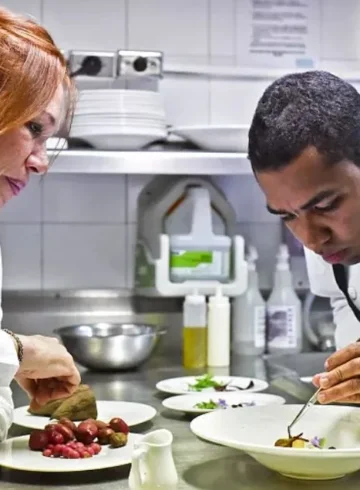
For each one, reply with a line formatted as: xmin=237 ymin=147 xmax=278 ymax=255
xmin=188 ymin=374 xmax=220 ymax=391
xmin=194 ymin=399 xmax=219 ymax=409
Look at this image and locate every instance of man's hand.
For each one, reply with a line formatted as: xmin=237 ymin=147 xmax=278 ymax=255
xmin=15 ymin=334 xmax=81 ymax=409
xmin=313 ymin=342 xmax=360 ymax=404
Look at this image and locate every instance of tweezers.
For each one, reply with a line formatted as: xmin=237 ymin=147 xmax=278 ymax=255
xmin=287 ymin=387 xmax=321 ymax=437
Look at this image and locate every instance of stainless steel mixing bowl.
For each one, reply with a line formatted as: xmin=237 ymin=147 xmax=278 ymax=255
xmin=54 ymin=322 xmax=166 ymax=371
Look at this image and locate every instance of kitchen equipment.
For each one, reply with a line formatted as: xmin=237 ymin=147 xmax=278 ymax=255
xmin=70 ymin=89 xmax=167 ymax=150
xmin=303 ymin=292 xmax=336 ymax=351
xmin=0 ymin=433 xmax=141 ymax=472
xmin=162 ymin=392 xmax=285 ymax=415
xmin=287 ymin=387 xmax=321 ymax=436
xmin=129 ymin=429 xmax=178 ymax=490
xmin=207 ymin=286 xmax=230 ymax=367
xmin=134 ymin=175 xmax=248 ymax=297
xmin=182 ymin=290 xmax=207 ymax=369
xmin=170 ymin=125 xmax=249 ymax=152
xmin=190 ymin=404 xmax=360 ymax=480
xmin=155 ymin=375 xmax=268 ymax=395
xmin=13 ymin=400 xmax=156 ymax=430
xmin=54 ymin=322 xmax=166 ymax=371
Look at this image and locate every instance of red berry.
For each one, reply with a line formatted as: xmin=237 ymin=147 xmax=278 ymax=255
xmin=61 ymin=446 xmax=72 ymax=459
xmin=86 ymin=447 xmax=95 ymax=456
xmin=90 ymin=442 xmax=101 ymax=455
xmin=69 ymin=450 xmax=80 ymax=459
xmin=42 ymin=449 xmax=52 ymax=457
xmin=82 ymin=451 xmax=91 ymax=458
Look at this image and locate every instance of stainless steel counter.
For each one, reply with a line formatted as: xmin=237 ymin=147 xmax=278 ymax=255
xmin=3 ymin=351 xmax=360 ymax=490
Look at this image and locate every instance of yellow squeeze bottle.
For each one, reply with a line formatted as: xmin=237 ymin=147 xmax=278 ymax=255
xmin=183 ymin=290 xmax=207 ymax=369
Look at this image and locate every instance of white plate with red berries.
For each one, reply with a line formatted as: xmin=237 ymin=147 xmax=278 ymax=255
xmin=0 ymin=418 xmax=141 ymax=472
xmin=13 ymin=400 xmax=157 ymax=430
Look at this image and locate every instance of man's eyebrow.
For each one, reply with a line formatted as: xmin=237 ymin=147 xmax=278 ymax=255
xmin=266 ymin=190 xmax=337 ymax=215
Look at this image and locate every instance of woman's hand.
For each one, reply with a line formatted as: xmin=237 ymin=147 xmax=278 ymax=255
xmin=15 ymin=334 xmax=81 ymax=409
xmin=313 ymin=342 xmax=360 ymax=404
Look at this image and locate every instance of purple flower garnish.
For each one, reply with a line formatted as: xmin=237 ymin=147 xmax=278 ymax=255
xmin=310 ymin=436 xmax=321 ymax=448
xmin=218 ymin=398 xmax=228 ymax=408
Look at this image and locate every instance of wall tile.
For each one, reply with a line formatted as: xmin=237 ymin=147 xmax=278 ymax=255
xmin=43 ymin=224 xmax=128 ymax=289
xmin=126 ymin=223 xmax=136 ymax=288
xmin=214 ymin=175 xmax=280 ymax=223
xmin=210 ymin=79 xmax=270 ymax=126
xmin=42 ymin=0 xmax=126 ymax=51
xmin=209 ymin=0 xmax=235 ymax=61
xmin=162 ymin=73 xmax=210 ymax=126
xmin=127 ymin=175 xmax=153 ymax=223
xmin=0 ymin=178 xmax=42 ymax=223
xmin=0 ymin=224 xmax=41 ymax=290
xmin=43 ymin=175 xmax=126 ymax=224
xmin=320 ymin=0 xmax=360 ymax=61
xmin=0 ymin=0 xmax=41 ymax=19
xmin=128 ymin=0 xmax=208 ymax=57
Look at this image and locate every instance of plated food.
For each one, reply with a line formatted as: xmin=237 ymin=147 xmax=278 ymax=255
xmin=156 ymin=375 xmax=268 ymax=395
xmin=28 ymin=416 xmax=129 ymax=459
xmin=28 ymin=384 xmax=97 ymax=421
xmin=190 ymin=404 xmax=360 ymax=480
xmin=162 ymin=392 xmax=285 ymax=414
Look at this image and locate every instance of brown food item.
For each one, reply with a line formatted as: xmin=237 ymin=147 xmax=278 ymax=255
xmin=29 ymin=430 xmax=49 ymax=451
xmin=97 ymin=428 xmax=115 ymax=445
xmin=274 ymin=433 xmax=308 ymax=448
xmin=59 ymin=417 xmax=77 ymax=432
xmin=109 ymin=432 xmax=128 ymax=448
xmin=94 ymin=420 xmax=108 ymax=430
xmin=27 ymin=384 xmax=97 ymax=422
xmin=75 ymin=421 xmax=98 ymax=445
xmin=109 ymin=417 xmax=129 ymax=435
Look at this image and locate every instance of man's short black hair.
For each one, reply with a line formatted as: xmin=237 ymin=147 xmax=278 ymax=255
xmin=248 ymin=70 xmax=360 ymax=172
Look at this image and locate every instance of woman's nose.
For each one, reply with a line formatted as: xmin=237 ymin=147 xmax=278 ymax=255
xmin=25 ymin=145 xmax=49 ymax=174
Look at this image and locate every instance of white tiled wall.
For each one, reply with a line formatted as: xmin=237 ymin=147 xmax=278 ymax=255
xmin=0 ymin=0 xmax=358 ymax=290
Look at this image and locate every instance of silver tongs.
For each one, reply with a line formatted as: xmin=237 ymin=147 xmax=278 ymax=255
xmin=287 ymin=387 xmax=321 ymax=437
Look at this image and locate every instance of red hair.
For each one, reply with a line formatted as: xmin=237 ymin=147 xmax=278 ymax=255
xmin=0 ymin=7 xmax=75 ymax=135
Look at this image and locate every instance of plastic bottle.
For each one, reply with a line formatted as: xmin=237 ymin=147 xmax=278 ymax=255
xmin=183 ymin=290 xmax=207 ymax=369
xmin=267 ymin=244 xmax=303 ymax=354
xmin=207 ymin=286 xmax=231 ymax=367
xmin=232 ymin=246 xmax=266 ymax=356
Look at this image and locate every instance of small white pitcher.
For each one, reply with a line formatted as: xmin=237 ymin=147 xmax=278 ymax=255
xmin=129 ymin=429 xmax=178 ymax=490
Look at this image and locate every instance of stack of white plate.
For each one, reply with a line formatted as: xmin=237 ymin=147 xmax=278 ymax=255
xmin=70 ymin=89 xmax=167 ymax=150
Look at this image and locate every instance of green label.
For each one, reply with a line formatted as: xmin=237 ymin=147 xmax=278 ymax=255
xmin=170 ymin=250 xmax=213 ymax=268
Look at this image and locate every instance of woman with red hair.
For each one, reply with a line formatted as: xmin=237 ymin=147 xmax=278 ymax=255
xmin=0 ymin=6 xmax=80 ymax=441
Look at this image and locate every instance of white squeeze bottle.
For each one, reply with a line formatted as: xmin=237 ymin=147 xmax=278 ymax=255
xmin=267 ymin=244 xmax=302 ymax=354
xmin=232 ymin=246 xmax=266 ymax=356
xmin=207 ymin=286 xmax=231 ymax=367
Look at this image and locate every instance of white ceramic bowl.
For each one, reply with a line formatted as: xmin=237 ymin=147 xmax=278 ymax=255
xmin=190 ymin=404 xmax=360 ymax=480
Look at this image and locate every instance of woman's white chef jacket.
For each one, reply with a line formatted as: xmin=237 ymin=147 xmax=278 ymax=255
xmin=0 ymin=249 xmax=19 ymax=441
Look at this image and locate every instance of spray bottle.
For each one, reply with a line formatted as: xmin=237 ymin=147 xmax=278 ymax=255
xmin=232 ymin=246 xmax=266 ymax=355
xmin=267 ymin=244 xmax=302 ymax=354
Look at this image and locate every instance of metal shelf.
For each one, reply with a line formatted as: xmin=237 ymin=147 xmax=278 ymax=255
xmin=47 ymin=149 xmax=251 ymax=175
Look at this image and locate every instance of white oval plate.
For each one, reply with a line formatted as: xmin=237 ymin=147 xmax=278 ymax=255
xmin=162 ymin=392 xmax=285 ymax=414
xmin=13 ymin=401 xmax=156 ymax=430
xmin=0 ymin=433 xmax=140 ymax=472
xmin=156 ymin=375 xmax=268 ymax=395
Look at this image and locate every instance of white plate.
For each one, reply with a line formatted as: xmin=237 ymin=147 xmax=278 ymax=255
xmin=162 ymin=392 xmax=285 ymax=414
xmin=13 ymin=401 xmax=156 ymax=430
xmin=156 ymin=375 xmax=268 ymax=395
xmin=170 ymin=125 xmax=249 ymax=152
xmin=0 ymin=433 xmax=140 ymax=472
xmin=190 ymin=404 xmax=360 ymax=480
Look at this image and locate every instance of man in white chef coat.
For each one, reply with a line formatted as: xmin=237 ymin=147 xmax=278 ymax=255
xmin=248 ymin=70 xmax=360 ymax=405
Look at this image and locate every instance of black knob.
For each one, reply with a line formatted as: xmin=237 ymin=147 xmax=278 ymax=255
xmin=82 ymin=56 xmax=102 ymax=76
xmin=133 ymin=56 xmax=148 ymax=72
